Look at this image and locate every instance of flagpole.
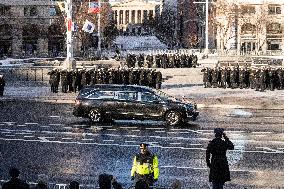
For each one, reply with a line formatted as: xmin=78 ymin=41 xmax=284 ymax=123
xmin=97 ymin=0 xmax=101 ymax=58
xmin=63 ymin=0 xmax=76 ymax=70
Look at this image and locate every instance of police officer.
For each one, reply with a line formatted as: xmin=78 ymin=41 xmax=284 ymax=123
xmin=131 ymin=143 xmax=159 ymax=187
xmin=0 ymin=74 xmax=6 ymax=96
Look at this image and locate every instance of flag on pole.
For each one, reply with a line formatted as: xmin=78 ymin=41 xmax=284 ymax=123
xmin=57 ymin=2 xmax=66 ymax=12
xmin=82 ymin=20 xmax=96 ymax=33
xmin=88 ymin=1 xmax=100 ymax=14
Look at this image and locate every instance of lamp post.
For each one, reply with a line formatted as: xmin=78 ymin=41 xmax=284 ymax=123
xmin=63 ymin=0 xmax=76 ymax=71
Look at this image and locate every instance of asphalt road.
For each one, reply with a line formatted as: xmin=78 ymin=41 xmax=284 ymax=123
xmin=0 ymin=100 xmax=283 ymax=189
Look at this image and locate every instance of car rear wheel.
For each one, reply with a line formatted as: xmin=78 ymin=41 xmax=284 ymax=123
xmin=88 ymin=109 xmax=102 ymax=123
xmin=165 ymin=110 xmax=181 ymax=126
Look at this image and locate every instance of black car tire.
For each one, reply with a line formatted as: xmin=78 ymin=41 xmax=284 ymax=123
xmin=88 ymin=108 xmax=102 ymax=123
xmin=165 ymin=110 xmax=181 ymax=126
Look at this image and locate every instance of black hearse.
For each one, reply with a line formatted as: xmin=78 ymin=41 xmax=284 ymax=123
xmin=73 ymin=84 xmax=199 ymax=126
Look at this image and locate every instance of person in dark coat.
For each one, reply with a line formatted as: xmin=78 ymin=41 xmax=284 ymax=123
xmin=98 ymin=174 xmax=123 ymax=189
xmin=2 ymin=167 xmax=30 ymax=189
xmin=0 ymin=74 xmax=6 ymax=96
xmin=206 ymin=128 xmax=234 ymax=189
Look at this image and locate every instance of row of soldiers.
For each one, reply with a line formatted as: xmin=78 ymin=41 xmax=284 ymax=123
xmin=202 ymin=66 xmax=284 ymax=91
xmin=47 ymin=67 xmax=163 ymax=93
xmin=125 ymin=53 xmax=198 ymax=69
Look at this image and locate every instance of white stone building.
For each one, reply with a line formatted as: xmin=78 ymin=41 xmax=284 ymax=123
xmin=215 ymin=0 xmax=284 ymax=55
xmin=110 ymin=0 xmax=163 ymax=34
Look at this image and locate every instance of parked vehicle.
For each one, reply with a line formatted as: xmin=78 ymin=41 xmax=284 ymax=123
xmin=73 ymin=84 xmax=199 ymax=126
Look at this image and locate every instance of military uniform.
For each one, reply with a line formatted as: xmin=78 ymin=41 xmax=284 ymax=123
xmin=60 ymin=69 xmax=68 ymax=93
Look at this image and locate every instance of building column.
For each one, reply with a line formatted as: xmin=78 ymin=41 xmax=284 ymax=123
xmin=129 ymin=9 xmax=132 ymax=24
xmin=118 ymin=10 xmax=121 ymax=25
xmin=141 ymin=9 xmax=144 ymax=23
xmin=123 ymin=10 xmax=126 ymax=25
xmin=12 ymin=25 xmax=22 ymax=58
xmin=135 ymin=10 xmax=138 ymax=24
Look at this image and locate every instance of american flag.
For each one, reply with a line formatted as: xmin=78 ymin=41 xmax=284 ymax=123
xmin=88 ymin=1 xmax=100 ymax=14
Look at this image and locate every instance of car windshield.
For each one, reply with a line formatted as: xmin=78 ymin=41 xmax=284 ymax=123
xmin=153 ymin=89 xmax=180 ymax=102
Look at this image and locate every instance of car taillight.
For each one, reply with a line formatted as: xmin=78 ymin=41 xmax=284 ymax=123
xmin=75 ymin=100 xmax=81 ymax=105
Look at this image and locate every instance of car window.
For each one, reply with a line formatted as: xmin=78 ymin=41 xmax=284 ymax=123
xmin=116 ymin=91 xmax=138 ymax=101
xmin=141 ymin=92 xmax=159 ymax=102
xmin=87 ymin=91 xmax=115 ymax=99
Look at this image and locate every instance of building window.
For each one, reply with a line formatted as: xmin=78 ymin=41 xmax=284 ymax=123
xmin=50 ymin=6 xmax=57 ymax=16
xmin=241 ymin=6 xmax=255 ymax=14
xmin=24 ymin=6 xmax=38 ymax=17
xmin=30 ymin=6 xmax=38 ymax=16
xmin=241 ymin=23 xmax=256 ymax=34
xmin=0 ymin=6 xmax=11 ymax=16
xmin=268 ymin=5 xmax=281 ymax=15
xmin=267 ymin=23 xmax=282 ymax=34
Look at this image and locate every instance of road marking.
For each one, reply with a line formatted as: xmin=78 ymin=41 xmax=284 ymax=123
xmin=251 ymin=131 xmax=272 ymax=134
xmin=155 ymin=131 xmax=165 ymax=133
xmin=5 ymin=135 xmax=15 ymax=137
xmin=103 ymin=140 xmax=114 ymax=142
xmin=24 ymin=136 xmax=34 ymax=138
xmin=50 ymin=116 xmax=60 ymax=118
xmin=82 ymin=139 xmax=93 ymax=141
xmin=2 ymin=122 xmax=16 ymax=125
xmin=62 ymin=138 xmax=73 ymax=140
xmin=1 ymin=132 xmax=11 ymax=134
xmin=24 ymin=123 xmax=38 ymax=125
xmin=49 ymin=124 xmax=64 ymax=126
xmin=169 ymin=143 xmax=181 ymax=145
xmin=125 ymin=141 xmax=136 ymax=143
xmin=17 ymin=125 xmax=26 ymax=127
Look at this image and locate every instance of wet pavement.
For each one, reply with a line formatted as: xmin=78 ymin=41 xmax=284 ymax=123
xmin=0 ymin=100 xmax=283 ymax=189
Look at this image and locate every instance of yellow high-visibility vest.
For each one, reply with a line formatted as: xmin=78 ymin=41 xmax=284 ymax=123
xmin=131 ymin=153 xmax=159 ymax=179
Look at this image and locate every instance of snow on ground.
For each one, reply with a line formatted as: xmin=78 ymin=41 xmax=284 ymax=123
xmin=114 ymin=35 xmax=168 ymax=51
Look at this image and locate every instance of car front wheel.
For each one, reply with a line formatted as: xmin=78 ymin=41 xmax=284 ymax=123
xmin=88 ymin=109 xmax=102 ymax=123
xmin=165 ymin=110 xmax=181 ymax=126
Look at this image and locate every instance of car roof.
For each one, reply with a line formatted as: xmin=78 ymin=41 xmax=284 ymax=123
xmin=80 ymin=84 xmax=155 ymax=93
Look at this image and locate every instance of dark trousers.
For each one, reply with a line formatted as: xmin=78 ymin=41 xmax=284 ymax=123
xmin=0 ymin=87 xmax=4 ymax=96
xmin=212 ymin=181 xmax=224 ymax=189
xmin=135 ymin=174 xmax=154 ymax=187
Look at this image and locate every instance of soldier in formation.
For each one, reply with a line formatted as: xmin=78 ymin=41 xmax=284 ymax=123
xmin=47 ymin=69 xmax=60 ymax=93
xmin=48 ymin=67 xmax=163 ymax=93
xmin=125 ymin=53 xmax=199 ymax=69
xmin=202 ymin=66 xmax=284 ymax=92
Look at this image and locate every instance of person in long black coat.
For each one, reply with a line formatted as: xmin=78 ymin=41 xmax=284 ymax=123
xmin=0 ymin=74 xmax=6 ymax=96
xmin=206 ymin=128 xmax=234 ymax=189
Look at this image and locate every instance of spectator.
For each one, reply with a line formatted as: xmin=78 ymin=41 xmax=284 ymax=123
xmin=69 ymin=181 xmax=79 ymax=189
xmin=2 ymin=167 xmax=30 ymax=189
xmin=34 ymin=174 xmax=48 ymax=189
xmin=206 ymin=128 xmax=234 ymax=189
xmin=170 ymin=179 xmax=181 ymax=189
xmin=98 ymin=174 xmax=123 ymax=189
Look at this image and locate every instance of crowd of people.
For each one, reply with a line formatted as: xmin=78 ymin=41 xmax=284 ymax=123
xmin=47 ymin=67 xmax=163 ymax=93
xmin=201 ymin=66 xmax=284 ymax=92
xmin=125 ymin=53 xmax=198 ymax=69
